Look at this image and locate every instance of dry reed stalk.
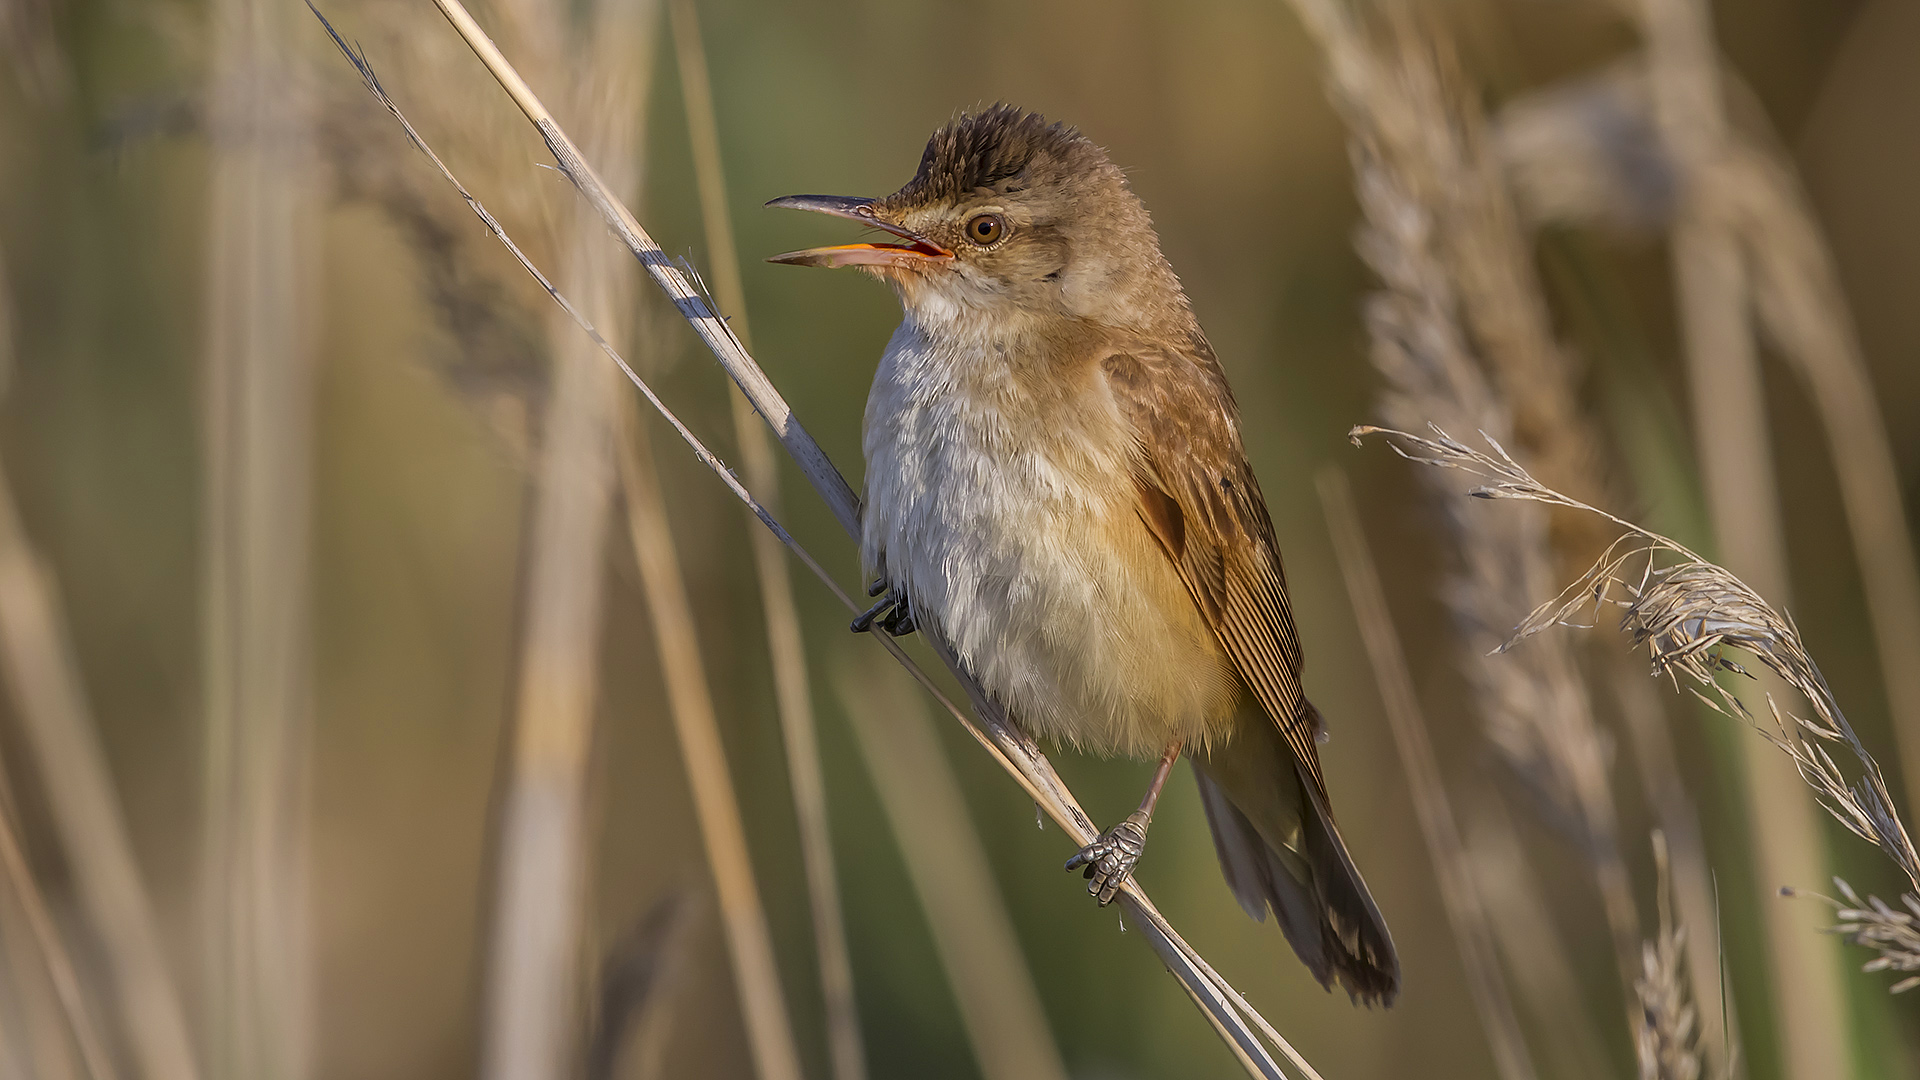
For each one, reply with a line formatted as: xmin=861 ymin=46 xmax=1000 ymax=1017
xmin=0 ymin=468 xmax=197 ymax=1080
xmin=1316 ymin=467 xmax=1537 ymax=1080
xmin=1496 ymin=45 xmax=1920 ymax=833
xmin=1717 ymin=140 xmax=1920 ymax=820
xmin=1356 ymin=425 xmax=1920 ymax=990
xmin=1461 ymin=811 xmax=1616 ymax=1080
xmin=313 ymin=0 xmax=560 ymax=451
xmin=1291 ymin=0 xmax=1613 ymax=533
xmin=1632 ymin=0 xmax=1853 ymax=1071
xmin=0 ymin=845 xmax=85 ymax=1080
xmin=481 ymin=226 xmax=621 ymax=1080
xmin=477 ymin=1 xmax=655 ymax=1078
xmin=614 ymin=393 xmax=805 ymax=1080
xmin=316 ymin=8 xmax=1318 ymax=1074
xmin=665 ymin=6 xmax=866 ymax=1079
xmin=1373 ymin=34 xmax=1725 ymax=1055
xmin=0 ymin=286 xmax=72 ymax=1080
xmin=0 ymin=255 xmax=197 ymax=1080
xmin=200 ymin=0 xmax=318 ymax=1072
xmin=1491 ymin=57 xmax=1747 ymax=1070
xmin=833 ymin=657 xmax=1069 ymax=1080
xmin=1283 ymin=0 xmax=1643 ymax=1035
xmin=0 ymin=754 xmax=114 ymax=1080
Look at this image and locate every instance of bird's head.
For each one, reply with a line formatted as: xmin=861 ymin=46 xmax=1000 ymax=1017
xmin=768 ymin=105 xmax=1188 ymax=336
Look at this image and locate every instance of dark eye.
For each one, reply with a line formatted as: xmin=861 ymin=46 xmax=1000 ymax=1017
xmin=964 ymin=213 xmax=1006 ymax=246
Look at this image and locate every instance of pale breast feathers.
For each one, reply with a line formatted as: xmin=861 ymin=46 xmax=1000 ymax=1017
xmin=861 ymin=318 xmax=1239 ymax=756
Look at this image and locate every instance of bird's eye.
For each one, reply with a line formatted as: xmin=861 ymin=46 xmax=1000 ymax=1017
xmin=964 ymin=213 xmax=1006 ymax=246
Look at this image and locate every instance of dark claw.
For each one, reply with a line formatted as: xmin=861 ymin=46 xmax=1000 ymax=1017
xmin=850 ymin=595 xmax=888 ymax=633
xmin=1063 ymin=811 xmax=1149 ymax=906
xmin=867 ymin=577 xmax=889 ymax=598
xmin=851 ymin=584 xmax=916 ymax=638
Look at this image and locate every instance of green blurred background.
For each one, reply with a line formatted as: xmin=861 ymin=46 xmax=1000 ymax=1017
xmin=1 ymin=0 xmax=1918 ymax=1078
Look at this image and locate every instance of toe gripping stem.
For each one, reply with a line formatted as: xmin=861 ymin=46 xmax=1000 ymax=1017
xmin=1062 ymin=741 xmax=1178 ymax=906
xmin=1064 ymin=810 xmax=1151 ymax=906
xmin=851 ymin=578 xmax=915 ymax=637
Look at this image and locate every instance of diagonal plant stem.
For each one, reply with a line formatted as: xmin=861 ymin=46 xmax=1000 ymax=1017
xmin=664 ymin=5 xmax=866 ymax=1078
xmin=0 ymin=745 xmax=116 ymax=1080
xmin=1633 ymin=0 xmax=1852 ymax=1074
xmin=1492 ymin=52 xmax=1920 ymax=830
xmin=616 ymin=389 xmax=804 ymax=1080
xmin=0 ymin=833 xmax=86 ymax=1080
xmin=476 ymin=1 xmax=656 ymax=1077
xmin=0 ymin=253 xmax=199 ymax=1080
xmin=1281 ymin=0 xmax=1647 ymax=1047
xmin=1717 ymin=139 xmax=1920 ymax=822
xmin=834 ymin=656 xmax=1070 ymax=1080
xmin=1317 ymin=467 xmax=1537 ymax=1080
xmin=315 ymin=6 xmax=1316 ymax=1074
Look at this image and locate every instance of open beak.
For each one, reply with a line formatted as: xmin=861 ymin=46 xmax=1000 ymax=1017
xmin=765 ymin=194 xmax=953 ymax=269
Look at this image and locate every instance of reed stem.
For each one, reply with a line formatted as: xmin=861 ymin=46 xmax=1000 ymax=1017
xmin=835 ymin=656 xmax=1070 ymax=1080
xmin=665 ymin=5 xmax=867 ymax=1077
xmin=615 ymin=393 xmax=805 ymax=1080
xmin=0 ymin=253 xmax=199 ymax=1080
xmin=1318 ymin=467 xmax=1538 ymax=1080
xmin=201 ymin=0 xmax=317 ymax=1071
xmin=1635 ymin=0 xmax=1853 ymax=1073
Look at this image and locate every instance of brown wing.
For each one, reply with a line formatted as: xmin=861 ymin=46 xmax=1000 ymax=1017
xmin=1102 ymin=341 xmax=1328 ymax=805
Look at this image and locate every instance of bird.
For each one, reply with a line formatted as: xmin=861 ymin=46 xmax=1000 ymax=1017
xmin=767 ymin=105 xmax=1399 ymax=1005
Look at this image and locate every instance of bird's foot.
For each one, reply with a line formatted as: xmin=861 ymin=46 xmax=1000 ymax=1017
xmin=1064 ymin=810 xmax=1150 ymax=905
xmin=850 ymin=582 xmax=915 ymax=637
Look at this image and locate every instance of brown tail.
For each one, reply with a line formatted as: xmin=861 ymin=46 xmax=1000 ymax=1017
xmin=1191 ymin=700 xmax=1399 ymax=1006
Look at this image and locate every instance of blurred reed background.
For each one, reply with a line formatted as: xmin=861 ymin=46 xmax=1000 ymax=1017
xmin=0 ymin=0 xmax=1917 ymax=1077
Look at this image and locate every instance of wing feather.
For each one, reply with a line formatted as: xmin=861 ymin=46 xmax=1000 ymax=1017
xmin=1103 ymin=342 xmax=1328 ymax=805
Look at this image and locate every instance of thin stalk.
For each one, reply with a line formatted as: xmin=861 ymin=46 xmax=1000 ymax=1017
xmin=425 ymin=0 xmax=858 ymax=534
xmin=1282 ymin=0 xmax=1646 ymax=1043
xmin=1463 ymin=809 xmax=1617 ymax=1080
xmin=0 ymin=852 xmax=84 ymax=1080
xmin=0 ymin=756 xmax=115 ymax=1080
xmin=0 ymin=252 xmax=198 ymax=1080
xmin=319 ymin=11 xmax=1316 ymax=1071
xmin=1722 ymin=142 xmax=1920 ymax=818
xmin=0 ymin=251 xmax=80 ymax=1080
xmin=477 ymin=0 xmax=654 ymax=1072
xmin=665 ymin=5 xmax=866 ymax=1079
xmin=834 ymin=657 xmax=1070 ymax=1080
xmin=1635 ymin=0 xmax=1852 ymax=1075
xmin=1317 ymin=468 xmax=1537 ymax=1080
xmin=615 ymin=395 xmax=804 ymax=1080
xmin=200 ymin=0 xmax=317 ymax=1073
xmin=482 ymin=239 xmax=621 ymax=1080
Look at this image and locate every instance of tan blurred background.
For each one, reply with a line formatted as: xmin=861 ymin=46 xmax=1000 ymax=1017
xmin=0 ymin=0 xmax=1917 ymax=1078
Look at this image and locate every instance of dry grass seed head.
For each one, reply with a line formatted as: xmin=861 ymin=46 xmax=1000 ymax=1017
xmin=1357 ymin=424 xmax=1920 ymax=935
xmin=1635 ymin=833 xmax=1702 ymax=1080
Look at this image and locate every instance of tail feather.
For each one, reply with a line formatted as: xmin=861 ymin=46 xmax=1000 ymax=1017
xmin=1192 ymin=701 xmax=1399 ymax=1006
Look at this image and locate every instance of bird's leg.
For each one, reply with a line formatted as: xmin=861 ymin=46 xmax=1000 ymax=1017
xmin=850 ymin=580 xmax=915 ymax=637
xmin=1065 ymin=740 xmax=1182 ymax=905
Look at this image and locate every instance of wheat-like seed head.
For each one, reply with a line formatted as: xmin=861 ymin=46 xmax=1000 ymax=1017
xmin=1359 ymin=422 xmax=1920 ymax=992
xmin=1787 ymin=879 xmax=1920 ymax=994
xmin=1635 ymin=833 xmax=1702 ymax=1080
